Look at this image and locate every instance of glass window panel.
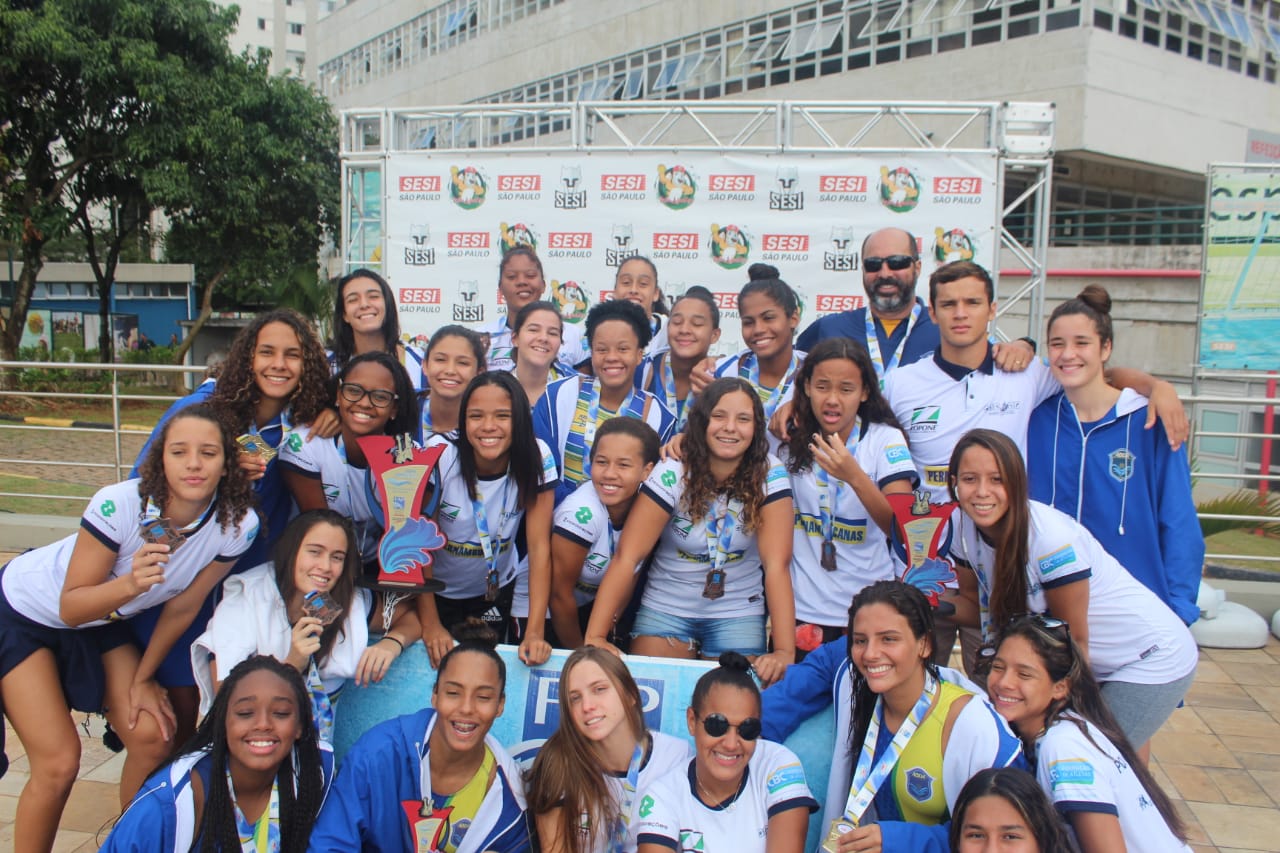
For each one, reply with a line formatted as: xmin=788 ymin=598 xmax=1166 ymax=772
xmin=623 ymin=68 xmax=645 ymax=98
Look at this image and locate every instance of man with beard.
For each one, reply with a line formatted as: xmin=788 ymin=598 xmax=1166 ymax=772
xmin=797 ymin=227 xmax=1034 ymax=381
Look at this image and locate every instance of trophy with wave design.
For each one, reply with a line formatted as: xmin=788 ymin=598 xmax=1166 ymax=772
xmin=888 ymin=489 xmax=957 ymax=611
xmin=357 ymin=434 xmax=448 ymax=604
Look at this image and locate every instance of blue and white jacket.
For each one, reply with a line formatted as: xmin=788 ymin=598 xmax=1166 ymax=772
xmin=307 ymin=708 xmax=529 ymax=853
xmin=761 ymin=639 xmax=1024 ymax=853
xmin=102 ymin=745 xmax=334 ymax=852
xmin=1026 ymin=389 xmax=1203 ymax=625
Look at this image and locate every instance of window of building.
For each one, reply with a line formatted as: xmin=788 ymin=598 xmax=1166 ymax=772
xmin=290 ymin=22 xmax=304 ymax=36
xmin=258 ymin=18 xmax=267 ymax=30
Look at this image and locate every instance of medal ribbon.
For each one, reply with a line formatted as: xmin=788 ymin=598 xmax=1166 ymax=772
xmin=229 ymin=768 xmax=281 ymax=853
xmin=606 ymin=741 xmax=645 ymax=853
xmin=659 ymin=353 xmax=693 ymax=433
xmin=865 ymin=303 xmax=922 ymax=386
xmin=843 ymin=672 xmax=938 ymax=824
xmin=738 ymin=350 xmax=802 ymax=419
xmin=704 ymin=494 xmax=743 ymax=572
xmin=139 ymin=494 xmax=217 ymax=536
xmin=471 ymin=476 xmax=514 ymax=589
xmin=305 ymin=659 xmax=336 ymax=744
xmin=563 ymin=378 xmax=645 ymax=488
xmin=815 ymin=419 xmax=860 ymax=551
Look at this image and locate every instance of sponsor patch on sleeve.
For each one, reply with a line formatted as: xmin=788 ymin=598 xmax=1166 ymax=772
xmin=1049 ymin=758 xmax=1095 ymax=788
xmin=766 ymin=761 xmax=806 ymax=794
xmin=1037 ymin=545 xmax=1078 ymax=576
xmin=885 ymin=444 xmax=911 ymax=465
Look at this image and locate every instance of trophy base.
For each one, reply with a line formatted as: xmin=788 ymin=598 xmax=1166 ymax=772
xmin=356 ymin=575 xmax=446 ymax=594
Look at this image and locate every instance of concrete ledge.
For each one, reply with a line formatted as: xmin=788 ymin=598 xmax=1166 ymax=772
xmin=1208 ymin=578 xmax=1280 ymax=624
xmin=0 ymin=513 xmax=79 ymax=551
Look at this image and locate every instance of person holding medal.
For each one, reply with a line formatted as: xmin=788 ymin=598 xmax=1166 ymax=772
xmin=534 ymin=299 xmax=675 ymax=506
xmin=307 ymin=619 xmax=530 ymax=853
xmin=782 ymin=339 xmax=919 ymax=658
xmin=582 ymin=378 xmax=796 ymax=685
xmin=417 ymin=325 xmax=487 ymax=443
xmin=637 ymin=286 xmax=721 ymax=435
xmin=191 ymin=511 xmax=421 ymax=744
xmin=762 ymin=581 xmax=1024 ymax=852
xmin=417 ymin=372 xmax=559 ymax=668
xmin=633 ymin=652 xmax=817 ymax=853
xmin=0 ymin=406 xmax=259 ymax=848
xmin=525 ymin=646 xmax=690 ymax=853
xmin=548 ymin=418 xmax=660 ymax=649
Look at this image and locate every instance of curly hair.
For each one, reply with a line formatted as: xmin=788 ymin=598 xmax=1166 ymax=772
xmin=136 ymin=404 xmax=257 ymax=533
xmin=210 ymin=309 xmax=331 ymax=429
xmin=680 ymin=377 xmax=770 ymax=532
xmin=786 ymin=337 xmax=906 ymax=473
xmin=525 ymin=647 xmax=648 ymax=853
xmin=185 ymin=655 xmax=325 ymax=853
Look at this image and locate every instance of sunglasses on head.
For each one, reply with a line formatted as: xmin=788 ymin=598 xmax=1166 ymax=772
xmin=699 ymin=713 xmax=762 ymax=741
xmin=863 ymin=254 xmax=915 ymax=273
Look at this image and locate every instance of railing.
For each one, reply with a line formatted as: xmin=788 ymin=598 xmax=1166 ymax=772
xmin=0 ymin=360 xmax=1275 ymax=569
xmin=1003 ymin=204 xmax=1205 ymax=246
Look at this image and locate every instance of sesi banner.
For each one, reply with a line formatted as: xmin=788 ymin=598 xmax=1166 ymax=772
xmin=383 ymin=152 xmax=999 ymax=354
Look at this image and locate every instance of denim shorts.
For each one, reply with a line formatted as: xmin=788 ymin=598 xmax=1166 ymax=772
xmin=630 ymin=606 xmax=767 ymax=657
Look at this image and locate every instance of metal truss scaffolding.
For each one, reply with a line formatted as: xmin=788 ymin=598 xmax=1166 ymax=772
xmin=341 ymin=100 xmax=1054 ymax=337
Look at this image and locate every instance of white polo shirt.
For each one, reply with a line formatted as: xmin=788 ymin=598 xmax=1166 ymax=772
xmin=278 ymin=426 xmax=382 ymax=562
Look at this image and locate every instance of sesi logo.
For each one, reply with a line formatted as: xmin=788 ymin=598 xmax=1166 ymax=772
xmin=601 ymin=174 xmax=646 ymax=191
xmin=708 ymin=175 xmax=755 ymax=192
xmin=447 ymin=232 xmax=490 ymax=248
xmin=653 ymin=233 xmax=699 ymax=251
xmin=819 ymin=175 xmax=868 ymax=193
xmin=762 ymin=234 xmax=809 ymax=252
xmin=399 ymin=176 xmax=441 ymax=192
xmin=933 ymin=177 xmax=982 ymax=194
xmin=548 ymin=232 xmax=592 ymax=249
xmin=817 ymin=295 xmax=865 ymax=312
xmin=400 ymin=288 xmax=441 ymax=304
xmin=498 ymin=175 xmax=541 ymax=192
xmin=710 ymin=292 xmax=738 ymax=311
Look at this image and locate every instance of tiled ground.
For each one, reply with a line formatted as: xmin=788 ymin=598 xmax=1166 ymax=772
xmin=2 ymin=626 xmax=1279 ymax=851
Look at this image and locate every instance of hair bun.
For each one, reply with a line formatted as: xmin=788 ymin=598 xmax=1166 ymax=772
xmin=1077 ymin=284 xmax=1112 ymax=316
xmin=746 ymin=263 xmax=780 ymax=281
xmin=450 ymin=617 xmax=499 ymax=649
xmin=717 ymin=650 xmax=753 ymax=673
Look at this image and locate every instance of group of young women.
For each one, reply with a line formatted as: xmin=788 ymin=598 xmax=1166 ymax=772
xmin=0 ymin=245 xmax=1202 ymax=852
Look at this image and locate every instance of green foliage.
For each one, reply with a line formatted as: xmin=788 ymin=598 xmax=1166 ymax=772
xmin=1197 ymin=489 xmax=1280 ymax=538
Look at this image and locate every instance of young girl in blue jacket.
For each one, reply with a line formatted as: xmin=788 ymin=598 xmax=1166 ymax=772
xmin=1026 ymin=285 xmax=1202 ymax=625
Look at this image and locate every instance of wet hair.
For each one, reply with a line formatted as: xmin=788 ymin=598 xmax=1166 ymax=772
xmin=436 ymin=617 xmax=506 ymax=696
xmin=947 ymin=429 xmax=1031 ymax=630
xmin=183 ymin=655 xmax=324 ymax=853
xmin=499 ymin=245 xmax=545 ymax=283
xmin=592 ymin=416 xmax=661 ymax=467
xmin=691 ymin=651 xmax=760 ymax=714
xmin=209 ymin=309 xmax=330 ymax=428
xmin=786 ymin=338 xmax=906 ymax=473
xmin=681 ymin=377 xmax=770 ymax=533
xmin=949 ymin=767 xmax=1074 ymax=853
xmin=330 ymin=269 xmax=401 ymax=367
xmin=1048 ymin=284 xmax=1114 ymax=349
xmin=136 ymin=404 xmax=256 ymax=533
xmin=455 ymin=371 xmax=542 ymax=511
xmin=672 ymin=285 xmax=720 ymax=329
xmin=336 ymin=350 xmax=417 ymax=437
xmin=584 ymin=299 xmax=652 ymax=350
xmin=615 ymin=255 xmax=665 ymax=316
xmin=513 ymin=300 xmax=564 ymax=335
xmin=928 ymin=260 xmax=994 ymax=306
xmin=738 ymin=263 xmax=799 ymax=318
xmin=525 ymin=647 xmax=648 ymax=853
xmin=861 ymin=227 xmax=919 ymax=260
xmin=846 ymin=581 xmax=937 ymax=754
xmin=992 ymin=618 xmax=1187 ymax=843
xmin=271 ymin=511 xmax=360 ymax=665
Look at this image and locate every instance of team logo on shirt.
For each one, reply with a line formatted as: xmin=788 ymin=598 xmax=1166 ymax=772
xmin=678 ymin=830 xmax=706 ymax=851
xmin=438 ymin=501 xmax=461 ymax=521
xmin=100 ymin=499 xmax=116 ymax=517
xmin=639 ymin=795 xmax=654 ymax=818
xmin=672 ymin=517 xmax=694 ymax=537
xmin=1109 ymin=449 xmax=1135 ymax=482
xmin=1048 ymin=758 xmax=1095 ymax=788
xmin=1037 ymin=545 xmax=1077 ymax=575
xmin=575 ymin=506 xmax=593 ymax=523
xmin=662 ymin=470 xmax=678 ymax=488
xmin=908 ymin=406 xmax=941 ymax=432
xmin=905 ymin=766 xmax=934 ymax=802
xmin=323 ymin=484 xmax=340 ymax=503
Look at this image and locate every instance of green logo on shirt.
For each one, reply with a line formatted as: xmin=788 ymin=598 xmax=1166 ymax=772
xmin=287 ymin=432 xmax=303 ymax=452
xmin=575 ymin=506 xmax=593 ymax=524
xmin=661 ymin=470 xmax=677 ymax=487
xmin=100 ymin=500 xmax=116 ymax=517
xmin=638 ymin=794 xmax=654 ymax=818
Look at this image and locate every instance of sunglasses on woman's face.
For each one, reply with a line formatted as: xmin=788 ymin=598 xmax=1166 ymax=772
xmin=863 ymin=254 xmax=915 ymax=273
xmin=699 ymin=713 xmax=762 ymax=741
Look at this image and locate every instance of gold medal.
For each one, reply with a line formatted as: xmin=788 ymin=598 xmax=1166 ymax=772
xmin=821 ymin=818 xmax=858 ymax=852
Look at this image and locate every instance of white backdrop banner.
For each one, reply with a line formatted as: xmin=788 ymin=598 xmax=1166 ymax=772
xmin=383 ymin=151 xmax=1000 ymax=354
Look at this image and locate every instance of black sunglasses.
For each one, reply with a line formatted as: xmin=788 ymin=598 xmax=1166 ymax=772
xmin=339 ymin=382 xmax=397 ymax=409
xmin=1010 ymin=613 xmax=1068 ymax=633
xmin=863 ymin=254 xmax=915 ymax=273
xmin=699 ymin=713 xmax=762 ymax=741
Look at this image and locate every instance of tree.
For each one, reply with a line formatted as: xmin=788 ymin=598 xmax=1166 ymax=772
xmin=0 ymin=0 xmax=239 ymax=362
xmin=156 ymin=55 xmax=339 ymax=365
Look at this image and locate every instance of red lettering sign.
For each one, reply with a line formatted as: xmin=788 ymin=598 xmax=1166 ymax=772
xmin=762 ymin=234 xmax=810 ymax=252
xmin=498 ymin=175 xmax=541 ymax=192
xmin=653 ymin=233 xmax=699 ymax=251
xmin=711 ymin=293 xmax=738 ymax=310
xmin=399 ymin=176 xmax=441 ymax=192
xmin=400 ymin=288 xmax=442 ymax=304
xmin=600 ymin=175 xmax=646 ymax=191
xmin=933 ymin=177 xmax=982 ymax=194
xmin=447 ymin=232 xmax=490 ymax=248
xmin=548 ymin=232 xmax=592 ymax=249
xmin=818 ymin=176 xmax=868 ymax=193
xmin=816 ymin=295 xmax=865 ymax=312
xmin=708 ymin=175 xmax=756 ymax=192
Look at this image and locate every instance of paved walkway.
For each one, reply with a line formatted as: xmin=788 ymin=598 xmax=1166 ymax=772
xmin=1 ymin=574 xmax=1278 ymax=850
